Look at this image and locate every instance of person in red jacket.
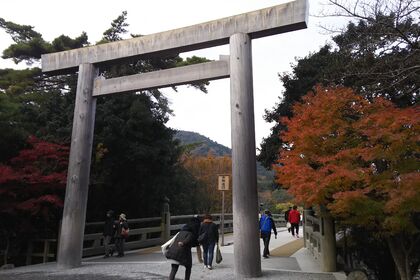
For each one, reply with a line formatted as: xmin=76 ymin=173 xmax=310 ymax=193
xmin=288 ymin=205 xmax=301 ymax=238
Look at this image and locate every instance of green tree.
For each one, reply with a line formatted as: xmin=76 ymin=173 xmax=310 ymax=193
xmin=0 ymin=11 xmax=209 ymax=223
xmin=258 ymin=0 xmax=419 ymax=169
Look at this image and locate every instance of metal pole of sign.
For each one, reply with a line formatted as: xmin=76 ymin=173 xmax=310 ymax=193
xmin=221 ymin=190 xmax=225 ymax=246
xmin=218 ymin=174 xmax=229 ymax=247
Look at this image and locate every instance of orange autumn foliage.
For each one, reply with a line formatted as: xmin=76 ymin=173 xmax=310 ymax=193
xmin=182 ymin=153 xmax=232 ymax=213
xmin=275 ymin=85 xmax=420 ymax=234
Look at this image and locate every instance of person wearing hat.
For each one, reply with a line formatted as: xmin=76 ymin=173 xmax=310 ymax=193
xmin=103 ymin=210 xmax=116 ymax=258
xmin=115 ymin=213 xmax=129 ymax=257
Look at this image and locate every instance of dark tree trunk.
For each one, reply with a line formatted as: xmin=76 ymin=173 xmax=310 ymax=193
xmin=3 ymin=234 xmax=10 ymax=265
xmin=386 ymin=235 xmax=414 ymax=280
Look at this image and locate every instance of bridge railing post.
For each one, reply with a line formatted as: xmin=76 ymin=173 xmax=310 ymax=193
xmin=161 ymin=196 xmax=170 ymax=242
xmin=303 ymin=209 xmax=308 ymax=248
xmin=320 ymin=205 xmax=337 ymax=272
xmin=25 ymin=241 xmax=33 ymax=265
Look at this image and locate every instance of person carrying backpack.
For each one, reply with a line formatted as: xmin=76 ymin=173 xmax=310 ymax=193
xmin=259 ymin=209 xmax=277 ymax=258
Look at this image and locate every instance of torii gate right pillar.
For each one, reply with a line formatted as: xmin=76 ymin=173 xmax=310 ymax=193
xmin=230 ymin=33 xmax=262 ymax=278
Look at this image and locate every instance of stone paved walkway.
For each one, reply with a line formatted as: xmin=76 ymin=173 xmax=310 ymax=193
xmin=0 ymin=228 xmax=345 ymax=280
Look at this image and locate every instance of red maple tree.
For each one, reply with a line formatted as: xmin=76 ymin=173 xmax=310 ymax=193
xmin=0 ymin=136 xmax=68 ymax=264
xmin=275 ymin=86 xmax=419 ymax=280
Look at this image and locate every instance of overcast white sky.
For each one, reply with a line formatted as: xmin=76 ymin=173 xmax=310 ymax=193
xmin=0 ymin=0 xmax=346 ymax=149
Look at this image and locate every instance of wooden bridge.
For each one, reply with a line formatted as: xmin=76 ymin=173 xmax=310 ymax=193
xmin=25 ymin=212 xmax=287 ymax=263
xmin=3 ymin=219 xmax=346 ymax=280
xmin=24 ymin=209 xmax=337 ymax=276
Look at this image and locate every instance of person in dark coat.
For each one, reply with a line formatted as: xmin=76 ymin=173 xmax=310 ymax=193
xmin=114 ymin=213 xmax=129 ymax=257
xmin=198 ymin=214 xmax=219 ymax=269
xmin=190 ymin=215 xmax=203 ymax=263
xmin=166 ymin=224 xmax=194 ymax=280
xmin=259 ymin=209 xmax=277 ymax=258
xmin=103 ymin=210 xmax=115 ymax=258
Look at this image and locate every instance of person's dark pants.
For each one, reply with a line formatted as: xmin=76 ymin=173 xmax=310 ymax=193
xmin=115 ymin=237 xmax=125 ymax=256
xmin=103 ymin=235 xmax=113 ymax=256
xmin=261 ymin=232 xmax=271 ymax=257
xmin=291 ymin=223 xmax=299 ymax=236
xmin=202 ymin=242 xmax=216 ymax=266
xmin=169 ymin=263 xmax=191 ymax=280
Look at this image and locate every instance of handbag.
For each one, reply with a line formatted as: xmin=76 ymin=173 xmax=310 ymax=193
xmin=196 ymin=245 xmax=203 ymax=263
xmin=161 ymin=232 xmax=179 ymax=257
xmin=215 ymin=243 xmax=222 ymax=264
xmin=121 ymin=227 xmax=129 ymax=238
xmin=286 ymin=222 xmax=291 ymax=228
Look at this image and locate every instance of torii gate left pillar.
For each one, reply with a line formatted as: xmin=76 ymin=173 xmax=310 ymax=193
xmin=41 ymin=0 xmax=308 ymax=277
xmin=56 ymin=64 xmax=97 ymax=268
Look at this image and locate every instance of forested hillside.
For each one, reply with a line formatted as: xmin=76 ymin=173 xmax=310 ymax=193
xmin=174 ymin=130 xmax=275 ymax=190
xmin=174 ymin=130 xmax=231 ymax=156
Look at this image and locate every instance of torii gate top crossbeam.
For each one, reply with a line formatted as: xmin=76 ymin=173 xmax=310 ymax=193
xmin=41 ymin=0 xmax=308 ymax=74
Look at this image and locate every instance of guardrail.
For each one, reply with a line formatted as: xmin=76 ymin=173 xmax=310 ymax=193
xmin=82 ymin=213 xmax=235 ymax=257
xmin=82 ymin=213 xmax=287 ymax=258
xmin=26 ymin=211 xmax=287 ymax=264
xmin=303 ymin=210 xmax=321 ymax=261
xmin=271 ymin=214 xmax=287 ymax=228
xmin=25 ymin=239 xmax=57 ymax=265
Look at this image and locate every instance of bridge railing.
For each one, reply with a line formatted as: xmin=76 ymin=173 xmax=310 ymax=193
xmin=303 ymin=210 xmax=322 ymax=262
xmin=25 ymin=239 xmax=57 ymax=265
xmin=81 ymin=213 xmax=237 ymax=257
xmin=26 ymin=211 xmax=287 ymax=263
xmin=271 ymin=214 xmax=287 ymax=228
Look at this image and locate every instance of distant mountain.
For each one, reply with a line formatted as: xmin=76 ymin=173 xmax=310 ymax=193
xmin=174 ymin=130 xmax=274 ymax=188
xmin=174 ymin=130 xmax=231 ymax=156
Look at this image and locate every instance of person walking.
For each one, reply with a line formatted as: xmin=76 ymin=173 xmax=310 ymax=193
xmin=114 ymin=213 xmax=129 ymax=257
xmin=284 ymin=206 xmax=292 ymax=233
xmin=259 ymin=209 xmax=277 ymax=258
xmin=288 ymin=205 xmax=301 ymax=238
xmin=190 ymin=215 xmax=203 ymax=263
xmin=198 ymin=214 xmax=219 ymax=269
xmin=166 ymin=224 xmax=194 ymax=280
xmin=103 ymin=210 xmax=115 ymax=258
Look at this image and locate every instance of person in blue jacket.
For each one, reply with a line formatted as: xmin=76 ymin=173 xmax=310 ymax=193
xmin=259 ymin=209 xmax=277 ymax=258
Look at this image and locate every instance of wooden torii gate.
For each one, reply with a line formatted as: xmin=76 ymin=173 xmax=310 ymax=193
xmin=41 ymin=0 xmax=308 ymax=277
